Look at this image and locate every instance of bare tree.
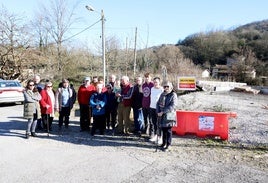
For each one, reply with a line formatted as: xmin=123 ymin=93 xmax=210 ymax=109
xmin=31 ymin=14 xmax=50 ymax=53
xmin=0 ymin=6 xmax=32 ymax=80
xmin=36 ymin=0 xmax=79 ymax=73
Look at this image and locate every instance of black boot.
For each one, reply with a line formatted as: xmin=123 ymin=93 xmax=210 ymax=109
xmin=26 ymin=131 xmax=30 ymax=139
xmin=31 ymin=132 xmax=38 ymax=137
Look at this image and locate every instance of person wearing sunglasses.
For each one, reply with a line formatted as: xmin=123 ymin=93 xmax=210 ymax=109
xmin=156 ymin=81 xmax=178 ymax=151
xmin=104 ymin=83 xmax=118 ymax=134
xmin=23 ymin=79 xmax=42 ymax=138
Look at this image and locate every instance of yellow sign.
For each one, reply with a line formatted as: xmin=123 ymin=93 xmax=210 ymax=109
xmin=178 ymin=77 xmax=196 ymax=90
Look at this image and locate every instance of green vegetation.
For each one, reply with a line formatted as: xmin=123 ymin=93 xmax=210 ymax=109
xmin=177 ymin=20 xmax=268 ymax=84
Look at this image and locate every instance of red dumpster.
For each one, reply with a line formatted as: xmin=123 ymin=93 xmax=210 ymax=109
xmin=172 ymin=110 xmax=237 ymax=140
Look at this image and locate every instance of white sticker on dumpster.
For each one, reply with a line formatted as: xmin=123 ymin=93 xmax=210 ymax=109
xmin=199 ymin=116 xmax=214 ymax=131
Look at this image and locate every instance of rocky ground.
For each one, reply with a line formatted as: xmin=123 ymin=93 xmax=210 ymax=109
xmin=0 ymin=91 xmax=267 ymax=183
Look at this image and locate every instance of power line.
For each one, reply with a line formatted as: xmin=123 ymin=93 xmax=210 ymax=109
xmin=62 ymin=19 xmax=101 ymax=42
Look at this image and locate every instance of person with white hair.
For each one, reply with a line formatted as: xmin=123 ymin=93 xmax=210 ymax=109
xmin=33 ymin=74 xmax=44 ymax=92
xmin=90 ymin=83 xmax=107 ymax=136
xmin=156 ymin=81 xmax=177 ymax=152
xmin=108 ymin=74 xmax=116 ymax=87
xmin=115 ymin=76 xmax=134 ymax=135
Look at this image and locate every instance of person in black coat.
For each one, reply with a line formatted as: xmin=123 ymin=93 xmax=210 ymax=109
xmin=104 ymin=84 xmax=118 ymax=134
xmin=131 ymin=76 xmax=144 ymax=136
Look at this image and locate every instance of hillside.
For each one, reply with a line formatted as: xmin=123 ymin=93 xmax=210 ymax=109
xmin=176 ymin=19 xmax=268 ymax=85
xmin=234 ymin=19 xmax=268 ymax=32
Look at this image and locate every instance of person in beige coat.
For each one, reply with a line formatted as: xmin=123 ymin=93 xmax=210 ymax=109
xmin=23 ymin=79 xmax=42 ymax=138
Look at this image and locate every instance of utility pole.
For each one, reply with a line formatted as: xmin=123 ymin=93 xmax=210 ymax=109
xmin=101 ymin=9 xmax=106 ymax=85
xmin=85 ymin=5 xmax=106 ymax=85
xmin=133 ymin=27 xmax=137 ymax=77
xmin=125 ymin=37 xmax=128 ymax=75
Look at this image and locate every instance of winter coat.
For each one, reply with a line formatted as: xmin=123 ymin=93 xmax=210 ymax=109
xmin=23 ymin=89 xmax=41 ymax=119
xmin=131 ymin=84 xmax=143 ymax=109
xmin=120 ymin=84 xmax=133 ymax=107
xmin=156 ymin=90 xmax=178 ymax=127
xmin=78 ymin=84 xmax=95 ymax=105
xmin=104 ymin=91 xmax=118 ymax=112
xmin=39 ymin=89 xmax=55 ymax=114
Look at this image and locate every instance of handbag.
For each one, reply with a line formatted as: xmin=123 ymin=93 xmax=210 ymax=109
xmin=166 ymin=111 xmax=176 ymax=121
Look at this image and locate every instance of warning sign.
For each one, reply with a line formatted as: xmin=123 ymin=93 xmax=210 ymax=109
xmin=178 ymin=77 xmax=196 ymax=90
xmin=198 ymin=116 xmax=214 ymax=131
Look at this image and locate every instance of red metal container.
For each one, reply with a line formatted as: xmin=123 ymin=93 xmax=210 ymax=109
xmin=172 ymin=110 xmax=237 ymax=140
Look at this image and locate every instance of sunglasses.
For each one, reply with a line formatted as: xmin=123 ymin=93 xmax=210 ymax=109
xmin=164 ymin=86 xmax=169 ymax=88
xmin=107 ymin=87 xmax=111 ymax=89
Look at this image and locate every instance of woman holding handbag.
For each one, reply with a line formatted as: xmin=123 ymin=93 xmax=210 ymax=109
xmin=23 ymin=79 xmax=42 ymax=138
xmin=156 ymin=81 xmax=177 ymax=151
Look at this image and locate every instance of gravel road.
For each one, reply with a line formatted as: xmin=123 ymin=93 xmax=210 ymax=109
xmin=0 ymin=91 xmax=267 ymax=183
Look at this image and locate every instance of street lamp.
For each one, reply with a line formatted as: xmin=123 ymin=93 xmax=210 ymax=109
xmin=85 ymin=5 xmax=106 ymax=85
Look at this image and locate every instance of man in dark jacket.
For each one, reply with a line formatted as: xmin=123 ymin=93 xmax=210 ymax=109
xmin=131 ymin=76 xmax=144 ymax=136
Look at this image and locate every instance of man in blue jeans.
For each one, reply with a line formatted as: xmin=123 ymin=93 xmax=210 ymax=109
xmin=131 ymin=76 xmax=144 ymax=136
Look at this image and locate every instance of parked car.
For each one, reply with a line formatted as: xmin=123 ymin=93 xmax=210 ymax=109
xmin=0 ymin=80 xmax=24 ymax=104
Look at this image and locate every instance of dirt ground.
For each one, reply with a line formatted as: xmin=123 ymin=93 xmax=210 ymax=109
xmin=0 ymin=91 xmax=267 ymax=183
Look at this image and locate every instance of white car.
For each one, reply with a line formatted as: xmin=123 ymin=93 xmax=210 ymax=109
xmin=0 ymin=80 xmax=24 ymax=104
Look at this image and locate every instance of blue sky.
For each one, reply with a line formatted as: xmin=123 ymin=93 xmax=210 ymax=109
xmin=1 ymin=0 xmax=268 ymax=51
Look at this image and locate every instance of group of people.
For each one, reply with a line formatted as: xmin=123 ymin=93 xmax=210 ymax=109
xmin=23 ymin=76 xmax=76 ymax=138
xmin=23 ymin=73 xmax=177 ymax=151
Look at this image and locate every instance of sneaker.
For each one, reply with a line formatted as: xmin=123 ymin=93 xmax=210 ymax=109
xmin=25 ymin=131 xmax=30 ymax=139
xmin=156 ymin=137 xmax=163 ymax=145
xmin=149 ymin=135 xmax=157 ymax=142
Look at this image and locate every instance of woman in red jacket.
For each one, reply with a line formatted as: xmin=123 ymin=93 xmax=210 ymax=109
xmin=40 ymin=81 xmax=55 ymax=131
